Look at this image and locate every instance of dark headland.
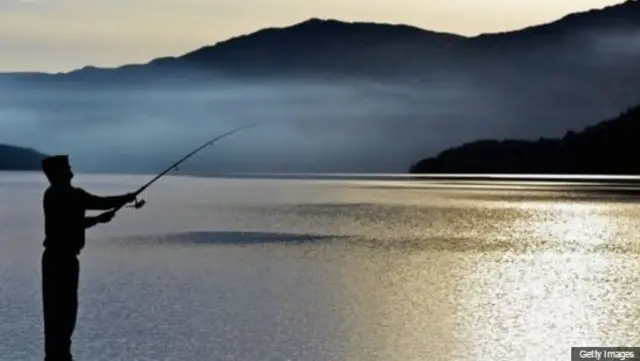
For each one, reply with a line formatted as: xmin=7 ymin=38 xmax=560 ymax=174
xmin=409 ymin=104 xmax=640 ymax=175
xmin=0 ymin=144 xmax=48 ymax=171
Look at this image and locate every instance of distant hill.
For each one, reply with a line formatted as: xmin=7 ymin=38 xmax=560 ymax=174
xmin=0 ymin=144 xmax=48 ymax=171
xmin=1 ymin=1 xmax=640 ymax=174
xmin=409 ymin=104 xmax=640 ymax=174
xmin=2 ymin=0 xmax=639 ymax=83
xmin=1 ymin=18 xmax=468 ymax=83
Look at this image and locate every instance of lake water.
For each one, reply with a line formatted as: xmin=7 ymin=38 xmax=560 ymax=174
xmin=1 ymin=172 xmax=639 ymax=361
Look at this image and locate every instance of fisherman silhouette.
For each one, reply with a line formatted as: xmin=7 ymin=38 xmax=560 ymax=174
xmin=40 ymin=155 xmax=137 ymax=361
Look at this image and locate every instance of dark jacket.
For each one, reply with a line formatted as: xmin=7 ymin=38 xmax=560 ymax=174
xmin=43 ymin=185 xmax=127 ymax=254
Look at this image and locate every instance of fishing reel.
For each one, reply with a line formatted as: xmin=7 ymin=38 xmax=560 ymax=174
xmin=127 ymin=198 xmax=146 ymax=210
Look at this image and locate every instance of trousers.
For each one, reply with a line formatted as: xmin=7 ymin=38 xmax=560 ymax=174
xmin=42 ymin=249 xmax=79 ymax=361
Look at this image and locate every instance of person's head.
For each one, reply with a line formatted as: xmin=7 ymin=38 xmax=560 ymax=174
xmin=42 ymin=155 xmax=74 ymax=185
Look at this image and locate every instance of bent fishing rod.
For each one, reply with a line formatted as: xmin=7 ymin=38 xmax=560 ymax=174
xmin=111 ymin=123 xmax=257 ymax=214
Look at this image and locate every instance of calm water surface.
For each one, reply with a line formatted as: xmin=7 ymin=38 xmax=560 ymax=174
xmin=1 ymin=172 xmax=638 ymax=361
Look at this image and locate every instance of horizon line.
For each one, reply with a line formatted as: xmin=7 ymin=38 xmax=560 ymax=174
xmin=6 ymin=170 xmax=640 ymax=180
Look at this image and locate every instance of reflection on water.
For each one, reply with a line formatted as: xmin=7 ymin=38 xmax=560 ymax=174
xmin=514 ymin=202 xmax=620 ymax=249
xmin=0 ymin=172 xmax=639 ymax=361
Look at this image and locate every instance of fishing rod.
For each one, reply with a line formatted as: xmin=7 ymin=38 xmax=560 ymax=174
xmin=111 ymin=123 xmax=257 ymax=214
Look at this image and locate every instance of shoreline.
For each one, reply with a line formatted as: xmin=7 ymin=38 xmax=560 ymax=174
xmin=5 ymin=170 xmax=640 ymax=183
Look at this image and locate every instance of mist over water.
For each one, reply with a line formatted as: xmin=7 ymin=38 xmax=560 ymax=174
xmin=0 ymin=73 xmax=637 ymax=173
xmin=0 ymin=78 xmax=504 ymax=172
xmin=2 ymin=18 xmax=640 ymax=173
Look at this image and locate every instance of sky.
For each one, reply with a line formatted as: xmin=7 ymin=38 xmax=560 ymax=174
xmin=0 ymin=0 xmax=624 ymax=72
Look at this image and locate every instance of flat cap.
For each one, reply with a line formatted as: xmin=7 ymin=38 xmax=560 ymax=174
xmin=41 ymin=155 xmax=70 ymax=173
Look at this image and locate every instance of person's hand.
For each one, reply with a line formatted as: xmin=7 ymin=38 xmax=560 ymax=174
xmin=124 ymin=192 xmax=138 ymax=204
xmin=96 ymin=210 xmax=115 ymax=224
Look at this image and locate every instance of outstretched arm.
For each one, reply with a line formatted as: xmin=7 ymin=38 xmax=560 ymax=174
xmin=84 ymin=216 xmax=101 ymax=229
xmin=79 ymin=189 xmax=136 ymax=210
xmin=84 ymin=211 xmax=115 ymax=229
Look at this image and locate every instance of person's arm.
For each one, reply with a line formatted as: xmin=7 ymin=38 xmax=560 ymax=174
xmin=79 ymin=189 xmax=136 ymax=210
xmin=84 ymin=216 xmax=101 ymax=229
xmin=84 ymin=211 xmax=115 ymax=229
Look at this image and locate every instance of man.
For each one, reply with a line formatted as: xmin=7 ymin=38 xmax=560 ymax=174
xmin=40 ymin=155 xmax=137 ymax=361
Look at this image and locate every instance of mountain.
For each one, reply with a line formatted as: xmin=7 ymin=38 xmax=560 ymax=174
xmin=409 ymin=104 xmax=640 ymax=174
xmin=1 ymin=1 xmax=640 ymax=174
xmin=3 ymin=19 xmax=468 ymax=84
xmin=0 ymin=144 xmax=48 ymax=171
xmin=3 ymin=0 xmax=639 ymax=82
